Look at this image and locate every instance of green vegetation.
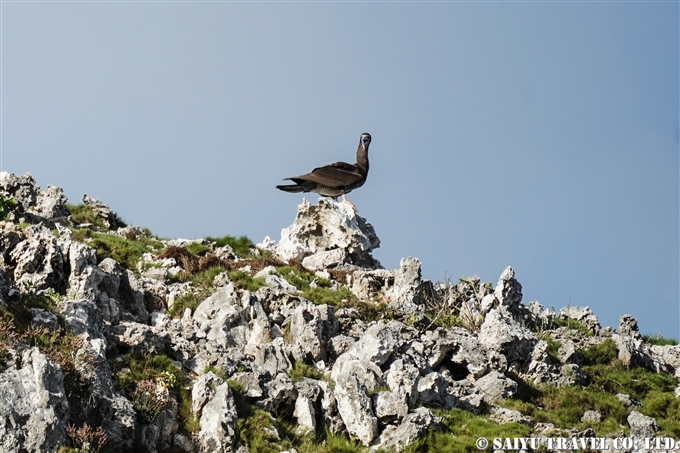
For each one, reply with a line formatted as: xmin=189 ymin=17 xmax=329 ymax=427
xmin=69 ymin=227 xmax=163 ymax=274
xmin=89 ymin=231 xmax=163 ymax=271
xmin=288 ymin=361 xmax=325 ymax=382
xmin=168 ymin=266 xmax=265 ymax=317
xmin=580 ymin=338 xmax=618 ymax=366
xmin=228 ymin=270 xmax=266 ymax=292
xmin=206 ymin=234 xmax=258 ymax=258
xmin=431 ymin=313 xmax=460 ymax=329
xmin=553 ymin=316 xmax=594 ymax=337
xmin=414 ymin=408 xmax=532 ymax=453
xmin=642 ymin=334 xmax=678 ymax=346
xmin=499 ymin=339 xmax=680 ymax=438
xmin=536 ymin=333 xmax=562 ymax=364
xmin=67 ymin=202 xmax=126 ymax=230
xmin=22 ymin=325 xmax=95 ymax=397
xmin=229 ymin=379 xmax=286 ymax=453
xmin=0 ymin=194 xmax=16 ymax=221
xmin=112 ymin=353 xmax=196 ymax=432
xmin=185 ymin=242 xmax=212 ymax=256
xmin=276 ymin=266 xmax=332 ymax=291
xmin=203 ymin=364 xmax=230 ymax=381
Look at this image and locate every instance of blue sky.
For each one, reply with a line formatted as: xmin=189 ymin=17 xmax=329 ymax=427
xmin=3 ymin=1 xmax=678 ymax=338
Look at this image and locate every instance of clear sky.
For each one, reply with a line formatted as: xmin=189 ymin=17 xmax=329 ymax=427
xmin=2 ymin=1 xmax=678 ymax=339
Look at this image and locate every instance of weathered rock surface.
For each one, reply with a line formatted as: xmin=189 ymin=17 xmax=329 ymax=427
xmin=0 ymin=348 xmax=69 ymax=453
xmin=276 ymin=198 xmax=380 ymax=269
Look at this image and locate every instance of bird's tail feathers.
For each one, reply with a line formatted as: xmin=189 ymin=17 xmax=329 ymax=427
xmin=276 ymin=184 xmax=305 ymax=193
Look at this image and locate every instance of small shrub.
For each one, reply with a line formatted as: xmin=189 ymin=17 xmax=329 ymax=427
xmin=275 ymin=266 xmax=332 ymax=291
xmin=131 ymin=379 xmax=171 ymax=422
xmin=580 ymin=338 xmax=618 ymax=366
xmin=168 ymin=293 xmax=201 ymax=318
xmin=21 ymin=326 xmax=95 ymax=397
xmin=203 ymin=364 xmax=229 ymax=381
xmin=642 ymin=334 xmax=678 ymax=346
xmin=206 ymin=235 xmax=257 ymax=258
xmin=432 ymin=314 xmax=460 ymax=329
xmin=553 ymin=316 xmax=593 ymax=337
xmin=288 ymin=361 xmax=325 ymax=381
xmin=228 ymin=270 xmax=265 ymax=292
xmin=185 ymin=242 xmax=212 ymax=256
xmin=0 ymin=318 xmax=19 ymax=367
xmin=112 ymin=352 xmax=196 ymax=434
xmin=65 ymin=423 xmax=107 ymax=453
xmin=88 ymin=232 xmax=163 ymax=272
xmin=0 ymin=194 xmax=16 ymax=221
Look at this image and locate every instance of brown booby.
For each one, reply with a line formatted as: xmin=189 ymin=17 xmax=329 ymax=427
xmin=276 ymin=133 xmax=371 ymax=211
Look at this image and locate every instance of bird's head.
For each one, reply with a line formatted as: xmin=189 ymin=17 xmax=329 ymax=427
xmin=360 ymin=133 xmax=372 ymax=150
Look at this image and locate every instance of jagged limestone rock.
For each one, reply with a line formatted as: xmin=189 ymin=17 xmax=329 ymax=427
xmin=276 ymin=198 xmax=380 ymax=270
xmin=330 ymin=353 xmax=380 ymax=445
xmin=258 ymin=373 xmax=298 ymax=419
xmin=0 ymin=172 xmax=69 ymax=226
xmin=192 ymin=372 xmax=224 ymax=417
xmin=10 ymin=225 xmax=68 ymax=293
xmin=384 ymin=257 xmax=436 ymax=315
xmin=479 ymin=308 xmax=538 ymax=369
xmin=373 ymin=391 xmax=408 ymax=425
xmin=490 ymin=407 xmax=533 ymax=425
xmin=81 ymin=194 xmax=118 ymax=229
xmin=473 ymin=370 xmax=518 ymax=403
xmin=627 ymin=410 xmax=658 ymax=438
xmin=198 ymin=381 xmax=238 ymax=453
xmin=371 ymin=408 xmax=436 ymax=452
xmin=619 ymin=314 xmax=642 ymax=339
xmin=0 ymin=347 xmax=69 ymax=453
xmin=352 ymin=320 xmax=403 ymax=367
xmin=288 ymin=302 xmax=327 ymax=364
xmin=254 ymin=337 xmax=292 ymax=376
xmin=558 ymin=305 xmax=601 ymax=333
xmin=385 ymin=359 xmax=420 ymax=407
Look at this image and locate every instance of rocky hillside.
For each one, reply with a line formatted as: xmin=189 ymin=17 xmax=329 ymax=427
xmin=0 ymin=172 xmax=679 ymax=453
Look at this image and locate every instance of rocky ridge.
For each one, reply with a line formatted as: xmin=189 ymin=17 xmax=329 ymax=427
xmin=0 ymin=172 xmax=679 ymax=453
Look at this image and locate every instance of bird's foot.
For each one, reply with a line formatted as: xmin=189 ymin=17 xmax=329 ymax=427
xmin=341 ymin=199 xmax=358 ymax=213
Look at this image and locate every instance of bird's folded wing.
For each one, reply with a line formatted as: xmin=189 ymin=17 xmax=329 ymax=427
xmin=297 ymin=163 xmax=361 ymax=188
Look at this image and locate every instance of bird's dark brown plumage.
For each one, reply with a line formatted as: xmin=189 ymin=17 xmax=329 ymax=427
xmin=277 ymin=133 xmax=371 ymax=209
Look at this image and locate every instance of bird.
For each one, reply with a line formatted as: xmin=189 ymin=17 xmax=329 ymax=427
xmin=276 ymin=133 xmax=372 ymax=211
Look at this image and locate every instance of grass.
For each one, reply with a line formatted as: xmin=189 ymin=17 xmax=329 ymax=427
xmin=276 ymin=266 xmax=332 ymax=291
xmin=185 ymin=242 xmax=213 ymax=256
xmin=499 ymin=340 xmax=680 ymax=438
xmin=579 ymin=338 xmax=618 ymax=366
xmin=228 ymin=270 xmax=266 ymax=292
xmin=229 ymin=379 xmax=287 ymax=453
xmin=67 ymin=202 xmax=126 ymax=230
xmin=413 ymin=408 xmax=533 ymax=453
xmin=288 ymin=361 xmax=325 ymax=381
xmin=88 ymin=231 xmax=163 ymax=272
xmin=0 ymin=194 xmax=16 ymax=221
xmin=536 ymin=333 xmax=562 ymax=364
xmin=553 ymin=316 xmax=594 ymax=337
xmin=206 ymin=235 xmax=258 ymax=258
xmin=69 ymin=228 xmax=164 ymax=274
xmin=111 ymin=352 xmax=197 ymax=434
xmin=642 ymin=334 xmax=678 ymax=346
xmin=168 ymin=266 xmax=265 ymax=317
